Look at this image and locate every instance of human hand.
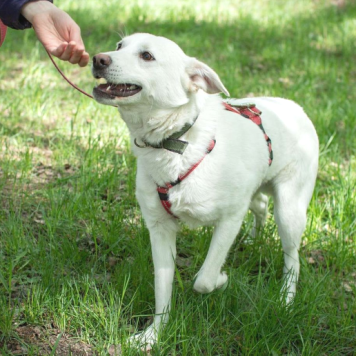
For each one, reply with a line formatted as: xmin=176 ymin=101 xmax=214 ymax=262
xmin=21 ymin=1 xmax=89 ymax=67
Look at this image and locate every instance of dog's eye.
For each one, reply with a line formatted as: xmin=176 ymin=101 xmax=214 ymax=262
xmin=116 ymin=43 xmax=122 ymax=51
xmin=140 ymin=51 xmax=155 ymax=61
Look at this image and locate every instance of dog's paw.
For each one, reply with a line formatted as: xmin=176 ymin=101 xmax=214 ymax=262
xmin=193 ymin=272 xmax=228 ymax=294
xmin=280 ymin=287 xmax=296 ymax=307
xmin=280 ymin=279 xmax=297 ymax=307
xmin=127 ymin=325 xmax=158 ymax=352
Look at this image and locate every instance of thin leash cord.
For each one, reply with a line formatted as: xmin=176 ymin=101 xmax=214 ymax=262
xmin=46 ymin=50 xmax=94 ymax=99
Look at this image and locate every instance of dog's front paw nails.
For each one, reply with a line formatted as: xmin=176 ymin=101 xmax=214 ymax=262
xmin=193 ymin=272 xmax=228 ymax=294
xmin=128 ymin=325 xmax=158 ymax=351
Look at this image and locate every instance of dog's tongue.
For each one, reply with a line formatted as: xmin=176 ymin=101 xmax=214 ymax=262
xmin=97 ymin=83 xmax=141 ymax=97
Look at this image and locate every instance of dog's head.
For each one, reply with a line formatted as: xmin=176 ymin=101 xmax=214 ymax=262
xmin=92 ymin=33 xmax=229 ymax=109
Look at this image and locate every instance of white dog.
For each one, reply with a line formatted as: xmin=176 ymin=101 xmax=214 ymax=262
xmin=91 ymin=33 xmax=319 ymax=348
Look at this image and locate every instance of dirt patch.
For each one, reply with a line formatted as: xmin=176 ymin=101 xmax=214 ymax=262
xmin=305 ymin=249 xmax=326 ymax=267
xmin=2 ymin=325 xmax=94 ymax=355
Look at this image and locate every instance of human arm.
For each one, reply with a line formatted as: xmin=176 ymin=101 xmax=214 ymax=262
xmin=0 ymin=0 xmax=50 ymax=30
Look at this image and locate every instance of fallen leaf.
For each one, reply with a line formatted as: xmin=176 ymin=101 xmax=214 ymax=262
xmin=176 ymin=256 xmax=193 ymax=268
xmin=307 ymin=257 xmax=316 ymax=264
xmin=342 ymin=282 xmax=353 ymax=293
xmin=108 ymin=344 xmax=122 ymax=356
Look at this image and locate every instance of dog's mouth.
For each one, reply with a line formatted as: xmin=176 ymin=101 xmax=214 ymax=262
xmin=93 ymin=81 xmax=142 ymax=98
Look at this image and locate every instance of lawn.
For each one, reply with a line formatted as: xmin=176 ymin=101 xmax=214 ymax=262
xmin=0 ymin=0 xmax=355 ymax=355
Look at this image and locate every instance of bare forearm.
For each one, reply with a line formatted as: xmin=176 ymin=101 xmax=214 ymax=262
xmin=21 ymin=0 xmax=55 ymax=23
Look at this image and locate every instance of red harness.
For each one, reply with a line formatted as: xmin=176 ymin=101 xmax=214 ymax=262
xmin=223 ymin=102 xmax=273 ymax=165
xmin=157 ymin=102 xmax=273 ymax=217
xmin=157 ymin=139 xmax=216 ymax=218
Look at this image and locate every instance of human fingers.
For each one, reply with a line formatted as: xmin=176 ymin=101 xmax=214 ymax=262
xmin=68 ymin=47 xmax=84 ymax=65
xmin=47 ymin=41 xmax=89 ymax=67
xmin=64 ymin=43 xmax=90 ymax=67
xmin=58 ymin=41 xmax=76 ymax=61
xmin=68 ymin=42 xmax=90 ymax=66
xmin=50 ymin=42 xmax=68 ymax=58
xmin=69 ymin=29 xmax=89 ymax=66
xmin=70 ymin=23 xmax=86 ymax=50
xmin=78 ymin=52 xmax=90 ymax=67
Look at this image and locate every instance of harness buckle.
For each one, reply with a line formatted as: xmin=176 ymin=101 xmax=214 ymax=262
xmin=241 ymin=103 xmax=256 ymax=108
xmin=157 ymin=186 xmax=169 ymax=194
xmin=247 ymin=107 xmax=261 ymax=116
xmin=227 ymin=102 xmax=256 ymax=109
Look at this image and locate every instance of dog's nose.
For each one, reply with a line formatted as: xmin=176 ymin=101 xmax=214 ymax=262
xmin=92 ymin=54 xmax=112 ymax=70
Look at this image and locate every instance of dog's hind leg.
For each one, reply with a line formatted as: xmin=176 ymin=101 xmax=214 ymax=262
xmin=249 ymin=192 xmax=268 ymax=238
xmin=273 ymin=181 xmax=312 ymax=305
xmin=193 ymin=211 xmax=247 ymax=294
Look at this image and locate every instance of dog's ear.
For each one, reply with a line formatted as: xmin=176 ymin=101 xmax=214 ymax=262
xmin=186 ymin=58 xmax=230 ymax=96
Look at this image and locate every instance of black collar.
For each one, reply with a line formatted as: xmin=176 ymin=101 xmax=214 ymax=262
xmin=134 ymin=115 xmax=199 ymax=154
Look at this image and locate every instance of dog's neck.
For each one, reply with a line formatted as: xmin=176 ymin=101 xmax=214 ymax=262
xmin=118 ymin=92 xmax=222 ymax=186
xmin=117 ymin=93 xmax=204 ymax=146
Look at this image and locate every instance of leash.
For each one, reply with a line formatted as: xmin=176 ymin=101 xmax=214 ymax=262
xmin=0 ymin=20 xmax=93 ymax=99
xmin=45 ymin=49 xmax=93 ymax=99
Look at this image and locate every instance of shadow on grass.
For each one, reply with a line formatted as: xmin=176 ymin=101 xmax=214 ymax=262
xmin=3 ymin=1 xmax=355 ymax=156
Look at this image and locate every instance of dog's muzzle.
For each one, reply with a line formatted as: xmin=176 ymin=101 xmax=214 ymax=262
xmin=92 ymin=53 xmax=142 ymax=99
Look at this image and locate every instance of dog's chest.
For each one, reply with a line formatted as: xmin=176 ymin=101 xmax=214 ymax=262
xmin=137 ymin=152 xmax=220 ymax=225
xmin=167 ymin=179 xmax=219 ymax=226
xmin=161 ymin=163 xmax=238 ymax=225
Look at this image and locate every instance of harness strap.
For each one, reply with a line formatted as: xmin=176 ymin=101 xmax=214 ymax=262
xmin=0 ymin=20 xmax=8 ymax=48
xmin=223 ymin=102 xmax=273 ymax=166
xmin=156 ymin=102 xmax=273 ymax=217
xmin=157 ymin=139 xmax=216 ymax=218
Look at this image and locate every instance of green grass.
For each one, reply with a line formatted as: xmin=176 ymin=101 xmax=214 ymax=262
xmin=0 ymin=0 xmax=355 ymax=354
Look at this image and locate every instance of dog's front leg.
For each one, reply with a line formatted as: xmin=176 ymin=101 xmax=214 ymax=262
xmin=130 ymin=222 xmax=177 ymax=348
xmin=193 ymin=214 xmax=245 ymax=294
xmin=150 ymin=223 xmax=177 ymax=330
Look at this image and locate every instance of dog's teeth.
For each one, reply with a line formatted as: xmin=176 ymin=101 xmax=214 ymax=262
xmin=129 ymin=85 xmax=136 ymax=90
xmin=106 ymin=85 xmax=111 ymax=91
